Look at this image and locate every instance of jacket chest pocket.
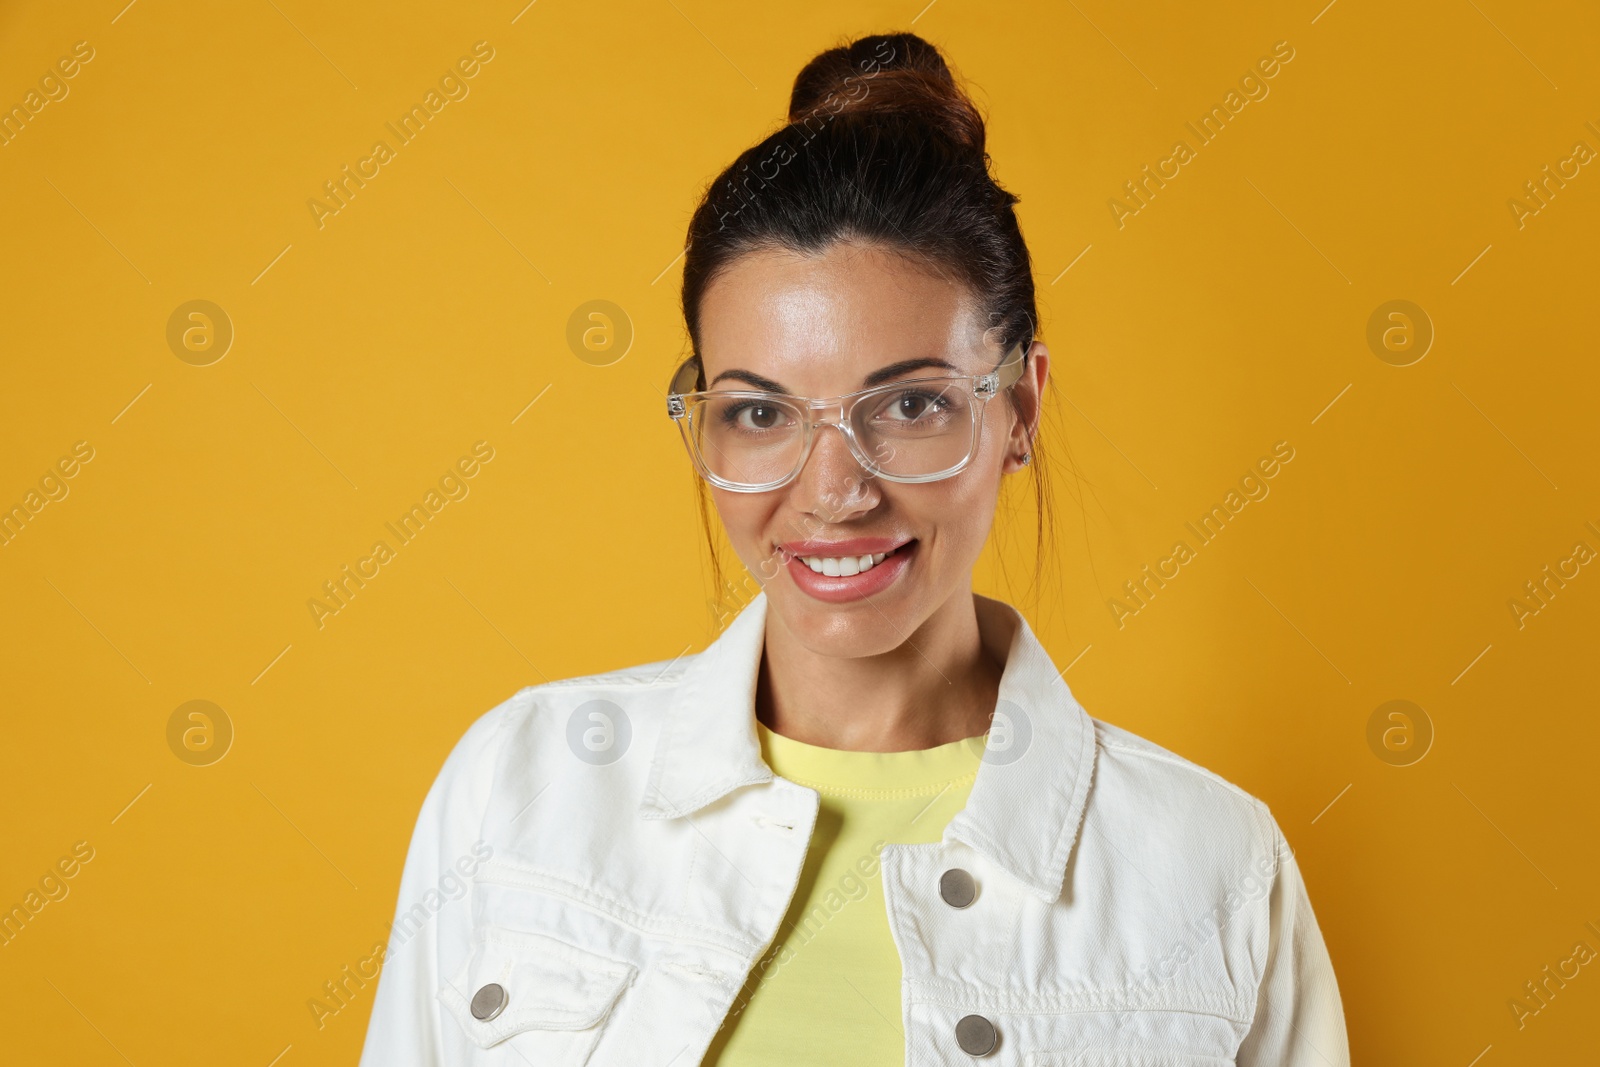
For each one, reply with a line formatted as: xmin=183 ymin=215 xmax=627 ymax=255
xmin=439 ymin=925 xmax=637 ymax=1064
xmin=1026 ymin=1052 xmax=1235 ymax=1066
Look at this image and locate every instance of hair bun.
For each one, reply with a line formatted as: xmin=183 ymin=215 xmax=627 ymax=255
xmin=787 ymin=32 xmax=985 ymax=157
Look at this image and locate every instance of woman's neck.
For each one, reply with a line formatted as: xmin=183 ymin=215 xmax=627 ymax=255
xmin=754 ymin=591 xmax=1006 ymax=752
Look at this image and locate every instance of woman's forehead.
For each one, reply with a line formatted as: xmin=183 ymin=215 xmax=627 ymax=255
xmin=697 ymin=242 xmax=991 ymax=385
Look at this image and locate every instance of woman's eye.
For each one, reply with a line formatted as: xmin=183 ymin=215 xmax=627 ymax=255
xmin=885 ymin=392 xmax=944 ymax=420
xmin=733 ymin=403 xmax=786 ymax=430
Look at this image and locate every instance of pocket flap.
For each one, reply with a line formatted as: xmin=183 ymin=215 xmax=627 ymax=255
xmin=1029 ymin=1051 xmax=1234 ymax=1067
xmin=439 ymin=926 xmax=637 ymax=1049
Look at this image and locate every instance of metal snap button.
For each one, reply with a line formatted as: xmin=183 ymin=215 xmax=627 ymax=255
xmin=939 ymin=867 xmax=976 ymax=908
xmin=470 ymin=982 xmax=508 ymax=1021
xmin=954 ymin=1013 xmax=998 ymax=1056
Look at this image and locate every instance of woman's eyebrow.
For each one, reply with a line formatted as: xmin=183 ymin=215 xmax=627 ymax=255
xmin=863 ymin=357 xmax=961 ymax=387
xmin=709 ymin=357 xmax=962 ymax=393
xmin=708 ymin=369 xmax=789 ymax=391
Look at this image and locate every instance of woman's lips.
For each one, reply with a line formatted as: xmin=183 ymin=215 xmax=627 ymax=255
xmin=782 ymin=539 xmax=916 ymax=604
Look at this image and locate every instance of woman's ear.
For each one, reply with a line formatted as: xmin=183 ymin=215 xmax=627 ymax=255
xmin=1001 ymin=340 xmax=1049 ymax=474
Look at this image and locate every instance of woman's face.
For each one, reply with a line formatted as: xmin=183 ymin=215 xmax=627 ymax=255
xmin=695 ymin=239 xmax=1047 ymax=657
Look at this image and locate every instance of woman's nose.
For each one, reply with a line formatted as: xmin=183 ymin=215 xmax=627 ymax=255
xmin=790 ymin=424 xmax=881 ymax=521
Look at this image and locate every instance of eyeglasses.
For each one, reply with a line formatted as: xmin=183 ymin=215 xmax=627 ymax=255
xmin=665 ymin=343 xmax=1027 ymax=493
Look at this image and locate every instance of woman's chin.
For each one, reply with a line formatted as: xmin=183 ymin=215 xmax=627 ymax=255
xmin=767 ymin=586 xmax=925 ymax=660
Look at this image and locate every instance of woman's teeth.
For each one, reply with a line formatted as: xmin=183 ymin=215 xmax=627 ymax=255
xmin=800 ymin=550 xmax=892 ymax=577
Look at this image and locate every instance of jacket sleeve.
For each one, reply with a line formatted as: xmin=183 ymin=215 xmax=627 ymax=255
xmin=1235 ymin=817 xmax=1351 ymax=1067
xmin=358 ymin=696 xmax=520 ymax=1067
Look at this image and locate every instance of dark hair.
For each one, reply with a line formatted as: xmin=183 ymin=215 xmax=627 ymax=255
xmin=678 ymin=31 xmax=1056 ymax=623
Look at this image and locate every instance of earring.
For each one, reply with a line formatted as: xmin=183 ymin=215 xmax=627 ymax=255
xmin=1020 ymin=452 xmax=1032 ymax=466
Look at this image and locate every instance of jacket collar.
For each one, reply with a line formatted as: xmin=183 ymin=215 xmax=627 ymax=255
xmin=639 ymin=590 xmax=1096 ymax=904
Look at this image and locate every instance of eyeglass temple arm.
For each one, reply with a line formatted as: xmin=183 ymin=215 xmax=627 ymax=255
xmin=667 ymin=357 xmax=702 ymax=417
xmin=973 ymin=342 xmax=1029 ymax=399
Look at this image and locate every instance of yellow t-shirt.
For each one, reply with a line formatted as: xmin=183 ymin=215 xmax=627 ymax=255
xmin=702 ymin=720 xmax=985 ymax=1066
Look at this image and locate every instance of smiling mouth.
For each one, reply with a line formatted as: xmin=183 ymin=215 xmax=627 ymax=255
xmin=778 ymin=539 xmax=914 ymax=574
xmin=777 ymin=538 xmax=916 ymax=603
xmin=793 ymin=544 xmax=908 ymax=577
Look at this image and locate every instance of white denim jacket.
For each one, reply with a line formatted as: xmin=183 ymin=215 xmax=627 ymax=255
xmin=360 ymin=592 xmax=1350 ymax=1066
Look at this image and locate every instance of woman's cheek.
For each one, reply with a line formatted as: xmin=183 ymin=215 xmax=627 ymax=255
xmin=716 ymin=491 xmax=784 ymax=570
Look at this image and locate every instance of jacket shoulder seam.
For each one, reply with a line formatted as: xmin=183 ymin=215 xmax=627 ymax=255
xmin=1096 ymin=734 xmax=1271 ymax=816
xmin=524 ymin=664 xmax=693 ymax=692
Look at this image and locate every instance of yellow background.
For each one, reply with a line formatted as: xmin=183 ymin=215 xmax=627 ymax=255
xmin=2 ymin=0 xmax=1596 ymax=1063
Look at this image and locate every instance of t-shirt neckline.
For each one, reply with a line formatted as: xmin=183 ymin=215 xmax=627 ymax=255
xmin=755 ymin=718 xmax=986 ymax=797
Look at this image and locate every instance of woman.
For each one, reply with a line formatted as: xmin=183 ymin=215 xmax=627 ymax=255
xmin=360 ymin=31 xmax=1350 ymax=1067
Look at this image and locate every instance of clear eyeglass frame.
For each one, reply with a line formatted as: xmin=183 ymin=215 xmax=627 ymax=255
xmin=665 ymin=341 xmax=1028 ymax=493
